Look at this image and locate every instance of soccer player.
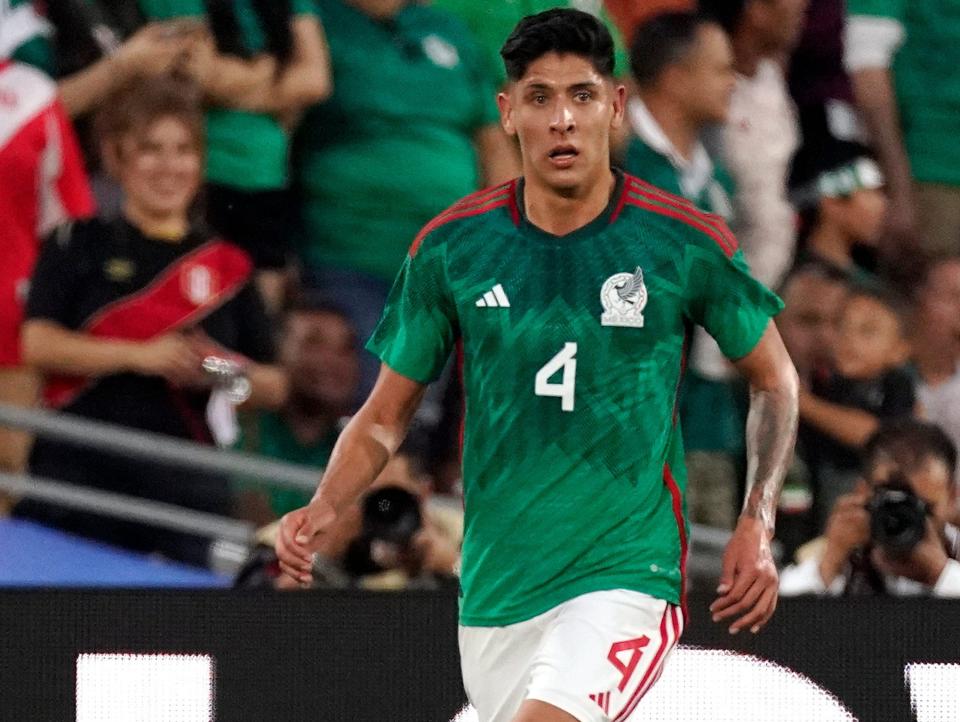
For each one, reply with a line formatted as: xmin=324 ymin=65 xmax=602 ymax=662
xmin=276 ymin=9 xmax=799 ymax=722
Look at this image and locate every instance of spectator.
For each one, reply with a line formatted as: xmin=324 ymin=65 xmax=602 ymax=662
xmin=699 ymin=0 xmax=808 ymax=291
xmin=625 ymin=10 xmax=741 ymax=529
xmin=15 ymin=76 xmax=287 ymax=566
xmin=604 ymin=0 xmax=694 ymax=46
xmin=775 ymin=263 xmax=848 ymax=554
xmin=800 ymin=286 xmax=915 ymax=526
xmin=293 ymin=0 xmax=517 ymax=398
xmin=251 ymin=444 xmax=461 ymax=589
xmin=140 ymin=0 xmax=332 ymax=312
xmin=10 ymin=2 xmax=188 ymax=118
xmin=789 ymin=108 xmax=886 ymax=287
xmin=845 ymin=1 xmax=960 ymax=268
xmin=0 ymin=53 xmax=95 ymax=474
xmin=235 ymin=298 xmax=360 ymax=524
xmin=780 ymin=419 xmax=960 ymax=597
xmin=910 ymin=257 xmax=960 ymax=461
xmin=625 ymin=11 xmax=736 ymax=216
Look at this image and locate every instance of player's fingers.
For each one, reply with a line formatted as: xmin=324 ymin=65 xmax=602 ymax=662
xmin=716 ymin=549 xmax=737 ymax=596
xmin=712 ymin=577 xmax=764 ymax=626
xmin=710 ymin=562 xmax=757 ymax=614
xmin=278 ymin=559 xmax=312 ymax=585
xmin=731 ymin=585 xmax=778 ymax=635
xmin=278 ymin=517 xmax=314 ymax=568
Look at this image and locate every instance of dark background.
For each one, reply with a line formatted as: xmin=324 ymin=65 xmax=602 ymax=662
xmin=0 ymin=590 xmax=957 ymax=721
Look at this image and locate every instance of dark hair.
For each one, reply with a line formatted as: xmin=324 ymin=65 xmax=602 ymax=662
xmin=697 ymin=0 xmax=749 ymax=36
xmin=844 ymin=284 xmax=911 ymax=335
xmin=95 ymin=75 xmax=205 ymax=149
xmin=630 ymin=12 xmax=715 ymax=87
xmin=205 ymin=0 xmax=293 ymax=67
xmin=777 ymin=260 xmax=849 ymax=296
xmin=863 ymin=419 xmax=958 ymax=483
xmin=500 ymin=8 xmax=615 ymax=81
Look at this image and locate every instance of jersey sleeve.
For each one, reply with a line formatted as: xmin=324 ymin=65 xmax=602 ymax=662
xmin=684 ymin=235 xmax=784 ymax=362
xmin=25 ymin=223 xmax=94 ymax=328
xmin=365 ymin=235 xmax=457 ymax=384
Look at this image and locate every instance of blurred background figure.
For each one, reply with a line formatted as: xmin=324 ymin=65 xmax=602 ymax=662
xmin=799 ymin=287 xmax=915 ymax=528
xmin=699 ymin=0 xmax=807 ymax=291
xmin=625 ymin=10 xmax=740 ymax=529
xmin=775 ymin=263 xmax=848 ymax=556
xmin=239 ymin=444 xmax=461 ymax=590
xmin=292 ymin=0 xmax=518 ymax=399
xmin=604 ymin=0 xmax=694 ymax=47
xmin=234 ymin=297 xmax=360 ymax=525
xmin=910 ymin=256 xmax=960 ymax=463
xmin=789 ymin=108 xmax=886 ymax=287
xmin=13 ymin=76 xmax=287 ymax=566
xmin=140 ymin=0 xmax=332 ymax=313
xmin=846 ymin=0 xmax=960 ymax=276
xmin=0 ymin=43 xmax=94 ymax=479
xmin=780 ymin=419 xmax=960 ymax=597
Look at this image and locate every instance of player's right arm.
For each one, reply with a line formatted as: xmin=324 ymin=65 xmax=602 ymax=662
xmin=276 ymin=222 xmax=458 ymax=584
xmin=275 ymin=365 xmax=426 ymax=584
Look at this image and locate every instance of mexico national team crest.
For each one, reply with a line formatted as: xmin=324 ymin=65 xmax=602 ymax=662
xmin=601 ymin=267 xmax=647 ymax=328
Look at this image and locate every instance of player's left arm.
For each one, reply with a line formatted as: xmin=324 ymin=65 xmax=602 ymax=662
xmin=710 ymin=322 xmax=799 ymax=634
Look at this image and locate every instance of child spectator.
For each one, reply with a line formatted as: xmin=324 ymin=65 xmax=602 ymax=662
xmin=800 ymin=286 xmax=915 ymax=527
xmin=789 ymin=107 xmax=886 ymax=287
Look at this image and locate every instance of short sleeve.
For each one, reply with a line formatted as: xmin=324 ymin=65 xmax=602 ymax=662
xmin=365 ymin=237 xmax=457 ymax=384
xmin=879 ymin=369 xmax=916 ymax=417
xmin=25 ymin=224 xmax=95 ymax=327
xmin=684 ymin=240 xmax=784 ymax=361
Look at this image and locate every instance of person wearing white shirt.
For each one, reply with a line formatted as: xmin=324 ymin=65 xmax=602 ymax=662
xmin=780 ymin=419 xmax=960 ymax=597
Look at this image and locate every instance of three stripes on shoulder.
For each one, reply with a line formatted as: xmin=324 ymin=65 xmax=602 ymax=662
xmin=475 ymin=284 xmax=511 ymax=308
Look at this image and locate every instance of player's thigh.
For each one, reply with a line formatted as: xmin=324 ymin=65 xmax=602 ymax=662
xmin=459 ymin=613 xmax=551 ymax=722
xmin=526 ymin=590 xmax=684 ymax=722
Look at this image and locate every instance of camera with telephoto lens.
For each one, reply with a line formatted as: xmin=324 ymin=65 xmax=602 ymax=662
xmin=343 ymin=486 xmax=423 ymax=577
xmin=867 ymin=474 xmax=931 ymax=557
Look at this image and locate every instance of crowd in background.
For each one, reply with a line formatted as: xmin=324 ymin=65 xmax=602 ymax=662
xmin=1 ymin=0 xmax=959 ymax=596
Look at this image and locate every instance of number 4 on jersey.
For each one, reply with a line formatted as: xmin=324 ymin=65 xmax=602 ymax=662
xmin=535 ymin=342 xmax=577 ymax=412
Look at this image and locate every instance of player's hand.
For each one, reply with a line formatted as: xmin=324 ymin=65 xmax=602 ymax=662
xmin=274 ymin=498 xmax=338 ymax=586
xmin=114 ymin=23 xmax=191 ymax=78
xmin=710 ymin=516 xmax=779 ymax=635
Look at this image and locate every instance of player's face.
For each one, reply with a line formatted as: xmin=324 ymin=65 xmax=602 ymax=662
xmin=498 ymin=52 xmax=625 ymax=195
xmin=679 ymin=24 xmax=736 ymax=125
xmin=114 ymin=116 xmax=202 ymax=222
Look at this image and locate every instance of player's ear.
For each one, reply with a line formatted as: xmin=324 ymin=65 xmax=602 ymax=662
xmin=609 ymin=82 xmax=627 ymax=131
xmin=497 ymin=90 xmax=516 ymax=136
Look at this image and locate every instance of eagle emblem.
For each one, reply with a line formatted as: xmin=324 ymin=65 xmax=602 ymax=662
xmin=601 ymin=267 xmax=647 ymax=328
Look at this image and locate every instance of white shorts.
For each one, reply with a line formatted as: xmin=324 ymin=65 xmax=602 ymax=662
xmin=459 ymin=590 xmax=684 ymax=722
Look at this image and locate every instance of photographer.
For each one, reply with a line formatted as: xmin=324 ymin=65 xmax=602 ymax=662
xmin=780 ymin=419 xmax=960 ymax=596
xmin=243 ymin=448 xmax=461 ymax=590
xmin=14 ymin=76 xmax=286 ymax=566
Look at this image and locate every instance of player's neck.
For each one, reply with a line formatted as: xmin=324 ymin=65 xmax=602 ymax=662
xmin=641 ymin=92 xmax=699 ymax=162
xmin=522 ymin=167 xmax=616 ymax=237
xmin=123 ymin=203 xmax=189 ymax=242
xmin=730 ymin=32 xmax=764 ymax=78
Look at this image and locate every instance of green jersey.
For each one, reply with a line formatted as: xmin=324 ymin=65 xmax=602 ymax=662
xmin=368 ymin=171 xmax=782 ymax=626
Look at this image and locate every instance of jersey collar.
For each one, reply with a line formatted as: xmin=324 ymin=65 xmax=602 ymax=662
xmin=513 ymin=169 xmax=627 ymax=244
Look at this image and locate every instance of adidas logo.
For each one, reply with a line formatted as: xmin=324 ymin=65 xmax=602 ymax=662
xmin=475 ymin=284 xmax=511 ymax=308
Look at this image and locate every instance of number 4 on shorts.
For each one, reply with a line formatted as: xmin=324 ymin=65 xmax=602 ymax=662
xmin=535 ymin=342 xmax=577 ymax=412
